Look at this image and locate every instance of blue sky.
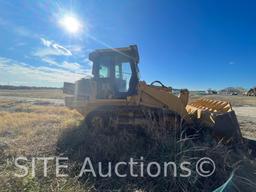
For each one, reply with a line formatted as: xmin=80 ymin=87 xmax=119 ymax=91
xmin=0 ymin=0 xmax=255 ymax=90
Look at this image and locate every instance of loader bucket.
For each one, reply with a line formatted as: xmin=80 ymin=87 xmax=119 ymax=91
xmin=213 ymin=110 xmax=242 ymax=143
xmin=187 ymin=98 xmax=243 ymax=143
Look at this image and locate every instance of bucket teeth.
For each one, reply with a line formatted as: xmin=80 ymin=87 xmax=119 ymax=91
xmin=188 ymin=98 xmax=231 ymax=113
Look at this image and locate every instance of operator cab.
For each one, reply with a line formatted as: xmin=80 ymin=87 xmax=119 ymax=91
xmin=89 ymin=45 xmax=140 ymax=99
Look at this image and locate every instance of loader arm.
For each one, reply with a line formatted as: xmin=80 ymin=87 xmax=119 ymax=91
xmin=134 ymin=82 xmax=190 ymax=120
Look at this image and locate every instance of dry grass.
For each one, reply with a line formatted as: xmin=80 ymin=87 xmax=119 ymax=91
xmin=0 ymin=106 xmax=80 ymax=156
xmin=0 ymin=89 xmax=64 ymax=99
xmin=0 ymin=99 xmax=90 ymax=191
xmin=57 ymin=115 xmax=256 ymax=191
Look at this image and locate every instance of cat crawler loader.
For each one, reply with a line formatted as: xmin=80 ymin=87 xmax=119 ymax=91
xmin=64 ymin=45 xmax=243 ymax=143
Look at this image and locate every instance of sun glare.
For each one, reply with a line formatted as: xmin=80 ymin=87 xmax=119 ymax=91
xmin=59 ymin=15 xmax=82 ymax=34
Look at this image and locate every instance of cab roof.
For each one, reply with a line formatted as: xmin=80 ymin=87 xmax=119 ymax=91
xmin=89 ymin=45 xmax=139 ymax=64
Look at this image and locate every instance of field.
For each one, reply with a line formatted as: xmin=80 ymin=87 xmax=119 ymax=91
xmin=0 ymin=90 xmax=88 ymax=191
xmin=0 ymin=89 xmax=255 ymax=191
xmin=0 ymin=89 xmax=64 ymax=99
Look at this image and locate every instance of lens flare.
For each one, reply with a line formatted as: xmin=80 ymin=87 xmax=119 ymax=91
xmin=59 ymin=15 xmax=82 ymax=34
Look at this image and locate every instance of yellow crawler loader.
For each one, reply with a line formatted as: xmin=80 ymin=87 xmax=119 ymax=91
xmin=64 ymin=45 xmax=243 ymax=144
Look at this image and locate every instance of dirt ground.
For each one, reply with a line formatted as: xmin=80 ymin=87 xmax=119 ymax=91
xmin=233 ymin=106 xmax=256 ymax=139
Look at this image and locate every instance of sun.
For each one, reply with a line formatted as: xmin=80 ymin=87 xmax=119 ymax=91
xmin=59 ymin=15 xmax=82 ymax=34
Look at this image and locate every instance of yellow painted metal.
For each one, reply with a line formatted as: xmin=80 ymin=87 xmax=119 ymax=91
xmin=75 ymin=99 xmax=128 ymax=117
xmin=67 ymin=81 xmax=190 ymax=121
xmin=188 ymin=98 xmax=232 ymax=112
xmin=133 ymin=82 xmax=190 ymax=120
xmin=187 ymin=98 xmax=233 ymax=126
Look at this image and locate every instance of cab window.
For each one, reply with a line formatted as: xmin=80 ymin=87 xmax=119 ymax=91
xmin=115 ymin=65 xmax=121 ymax=79
xmin=115 ymin=62 xmax=132 ymax=92
xmin=99 ymin=64 xmax=110 ymax=78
